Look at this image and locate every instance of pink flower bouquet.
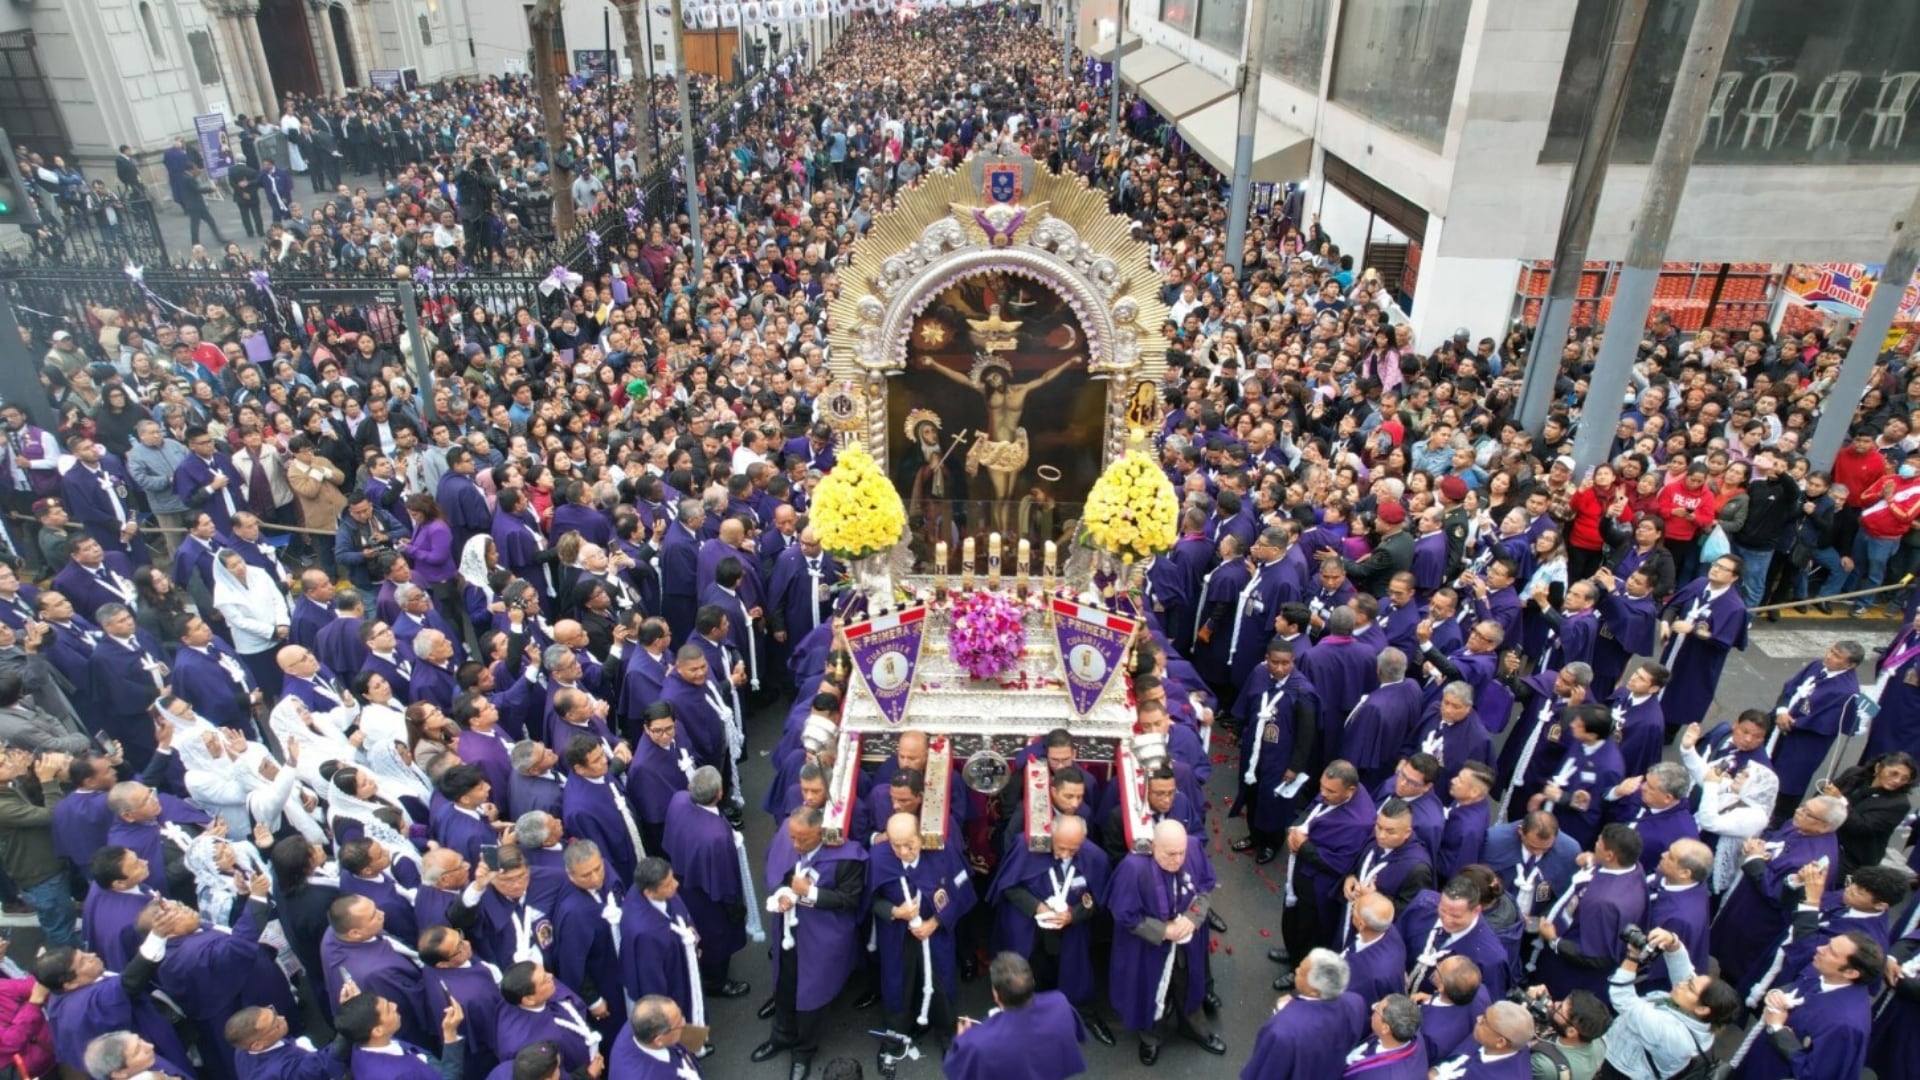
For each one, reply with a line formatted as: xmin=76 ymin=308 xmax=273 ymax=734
xmin=948 ymin=589 xmax=1028 ymax=681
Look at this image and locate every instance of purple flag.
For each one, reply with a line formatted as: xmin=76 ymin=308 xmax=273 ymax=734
xmin=844 ymin=606 xmax=929 ymax=727
xmin=1050 ymin=598 xmax=1138 ymax=717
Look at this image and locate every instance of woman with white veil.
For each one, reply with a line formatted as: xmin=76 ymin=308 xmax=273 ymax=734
xmin=213 ymin=548 xmax=293 ymax=698
xmin=459 ymin=534 xmax=508 ymax=632
xmin=366 ymin=730 xmax=434 ymax=824
xmin=183 ymin=831 xmax=274 ymax=928
xmin=321 ymin=762 xmax=426 ymax=869
xmin=173 ymin=711 xmax=328 ymax=846
xmin=348 ymin=671 xmax=409 ymax=749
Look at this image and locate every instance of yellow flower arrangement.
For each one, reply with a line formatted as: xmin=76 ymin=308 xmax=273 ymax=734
xmin=1080 ymin=450 xmax=1179 ymax=561
xmin=811 ymin=443 xmax=908 ymax=559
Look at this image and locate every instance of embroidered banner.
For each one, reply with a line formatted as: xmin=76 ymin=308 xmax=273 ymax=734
xmin=1050 ymin=598 xmax=1138 ymax=717
xmin=843 ymin=605 xmax=929 ymax=727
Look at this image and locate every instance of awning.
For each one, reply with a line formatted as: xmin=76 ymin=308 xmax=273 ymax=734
xmin=1084 ymin=34 xmax=1141 ymax=62
xmin=1180 ymin=96 xmax=1314 ymax=183
xmin=1115 ymin=45 xmax=1184 ymax=88
xmin=1136 ymin=63 xmax=1235 ymax=121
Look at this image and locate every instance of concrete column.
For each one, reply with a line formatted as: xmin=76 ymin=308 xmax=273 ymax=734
xmin=239 ymin=3 xmax=280 ymax=113
xmin=1806 ymin=185 xmax=1920 ymax=470
xmin=306 ymin=0 xmax=347 ymax=93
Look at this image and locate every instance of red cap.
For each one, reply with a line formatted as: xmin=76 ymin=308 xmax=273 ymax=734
xmin=1439 ymin=476 xmax=1468 ymax=503
xmin=1376 ymin=501 xmax=1407 ymax=525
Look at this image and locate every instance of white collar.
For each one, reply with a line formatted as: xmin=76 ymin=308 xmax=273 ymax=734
xmin=633 ymin=1038 xmax=670 ymax=1062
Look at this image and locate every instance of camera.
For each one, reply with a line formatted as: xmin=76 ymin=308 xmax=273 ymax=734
xmin=1619 ymin=923 xmax=1656 ymax=964
xmin=1507 ymin=988 xmax=1559 ymax=1041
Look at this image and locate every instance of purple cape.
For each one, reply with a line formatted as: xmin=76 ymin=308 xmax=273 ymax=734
xmin=984 ymin=843 xmax=1112 ymax=1007
xmin=1592 ymin=587 xmax=1658 ymax=698
xmin=424 ymin=961 xmax=503 ymax=1080
xmin=616 ymin=887 xmax=702 ymax=1015
xmin=1768 ymin=661 xmax=1860 ymax=797
xmin=864 ymin=844 xmax=977 ymax=1014
xmin=1710 ymin=824 xmax=1840 ymax=987
xmin=1659 ymin=579 xmax=1749 ymax=731
xmin=942 ymin=990 xmax=1089 ymax=1080
xmin=1731 ymin=971 xmax=1870 ymax=1080
xmin=1236 ymin=993 xmax=1368 ymax=1080
xmin=1296 ymin=788 xmax=1378 ymax=910
xmin=1106 ymin=839 xmax=1216 ymax=1031
xmin=660 ymin=792 xmax=748 ymax=966
xmin=1535 ymin=867 xmax=1648 ymax=998
xmin=493 ymin=987 xmax=596 ymax=1072
xmin=763 ymin=833 xmax=869 ymax=1011
xmin=560 ymin=773 xmax=639 ymax=889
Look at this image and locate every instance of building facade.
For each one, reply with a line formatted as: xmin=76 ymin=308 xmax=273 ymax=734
xmin=1087 ymin=0 xmax=1920 ymax=344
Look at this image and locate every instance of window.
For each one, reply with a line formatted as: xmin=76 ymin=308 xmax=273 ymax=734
xmin=1328 ymin=0 xmax=1472 ymax=148
xmin=138 ymin=2 xmax=165 ymax=60
xmin=1196 ymin=0 xmax=1247 ymax=54
xmin=1546 ymin=0 xmax=1920 ymax=164
xmin=186 ymin=30 xmax=220 ymax=85
xmin=418 ymin=13 xmax=433 ymax=46
xmin=1160 ymin=0 xmax=1196 ymax=37
xmin=1262 ymin=0 xmax=1330 ymax=91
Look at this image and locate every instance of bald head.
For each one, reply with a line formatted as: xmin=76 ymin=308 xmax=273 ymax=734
xmin=885 ymin=812 xmax=918 ymax=845
xmin=1481 ymin=1001 xmax=1533 ymax=1051
xmin=719 ymin=518 xmax=745 ymax=545
xmin=1354 ymin=892 xmax=1394 ymax=934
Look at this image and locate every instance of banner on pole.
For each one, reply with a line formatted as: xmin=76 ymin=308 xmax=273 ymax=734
xmin=193 ymin=112 xmax=233 ymax=180
xmin=844 ymin=606 xmax=930 ymax=727
xmin=1049 ymin=597 xmax=1138 ymax=717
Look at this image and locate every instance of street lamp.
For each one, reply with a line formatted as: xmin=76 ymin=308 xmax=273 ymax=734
xmin=768 ymin=25 xmax=783 ymax=61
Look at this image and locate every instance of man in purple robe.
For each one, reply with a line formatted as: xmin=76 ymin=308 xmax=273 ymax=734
xmin=1657 ymin=555 xmax=1750 ymax=733
xmin=1479 ymin=813 xmax=1580 ymax=941
xmin=341 ymin=839 xmax=423 ymax=950
xmin=418 ymin=926 xmax=504 ymax=1080
xmin=1281 ymin=761 xmax=1376 ymax=961
xmin=983 ymin=813 xmax=1114 ymax=1045
xmin=36 ymin=944 xmax=191 ymax=1076
xmin=765 ymin=528 xmax=836 ymax=677
xmin=658 ymin=646 xmax=731 ymax=781
xmin=140 ymin=886 xmax=299 ymax=1080
xmin=1766 ymin=641 xmax=1864 ymax=813
xmin=494 ymin=961 xmax=598 ymax=1074
xmin=1588 ymin=566 xmax=1659 ymax=699
xmin=1733 ymin=932 xmax=1879 ymax=1080
xmin=1414 ymin=617 xmax=1512 ymax=739
xmin=1437 ymin=765 xmax=1495 ymax=880
xmin=504 ymin=743 xmax=566 ymax=823
xmin=82 ymin=847 xmax=158 ymax=971
xmin=1418 ymin=956 xmax=1490 ymax=1062
xmin=1533 ymin=580 xmax=1600 ymax=676
xmin=943 ymin=953 xmax=1090 ymax=1080
xmin=1341 ymin=650 xmax=1425 ymax=790
xmin=1300 ymin=608 xmax=1381 ymax=772
xmin=1428 ymin=1000 xmax=1533 ymax=1079
xmin=751 ymin=806 xmax=868 ymax=1080
xmin=1343 ymin=893 xmax=1408 ymax=1003
xmin=627 ymin=702 xmax=696 ymax=854
xmin=1709 ymin=795 xmax=1846 ymax=989
xmin=1405 ymin=682 xmax=1493 ymax=791
xmin=1229 ymin=638 xmax=1317 ymax=864
xmin=607 ymin=996 xmax=703 ymax=1080
xmin=1335 ymin=799 xmax=1434 ymax=951
xmin=1222 ymin=526 xmax=1300 ymax=696
xmin=1528 ymin=704 xmax=1625 ymax=851
xmin=546 ymin=840 xmax=626 ymax=1044
xmin=658 ymin=501 xmax=703 ymax=647
xmin=1240 ymin=948 xmax=1370 ymax=1080
xmin=1146 ymin=514 xmax=1212 ymax=649
xmin=1191 ymin=535 xmax=1252 ymax=696
xmin=1866 ymin=906 xmax=1920 ymax=1078
xmin=1532 ymin=824 xmax=1647 ymax=999
xmin=320 ymin=895 xmax=439 ymax=1049
xmin=1373 ymin=755 xmax=1446 ymax=858
xmin=1639 ymin=839 xmax=1714 ymax=993
xmin=1397 ymin=876 xmax=1512 ymax=999
xmin=698 ymin=566 xmax=764 ymax=697
xmin=446 ymin=844 xmax=554 ymax=971
xmin=1742 ymin=861 xmax=1905 ymax=1006
xmin=173 ymin=427 xmax=245 ymax=533
xmin=1461 ymin=558 xmax=1524 ymax=652
xmin=558 ymin=737 xmax=642 ymax=891
xmin=617 ymin=858 xmax=710 ymax=1045
xmin=661 ymin=769 xmax=753 ymax=997
xmin=224 ymin=1004 xmax=351 ymax=1080
xmin=1495 ymin=665 xmax=1592 ymax=815
xmin=1107 ymin=820 xmax=1226 ymax=1064
xmin=866 ymin=811 xmax=976 ymax=1040
xmin=1377 ymin=573 xmax=1427 ymax=657
xmin=1603 ymin=762 xmax=1699 ymax=873
xmin=87 ymin=604 xmax=171 ymax=768
xmin=431 ymin=765 xmax=503 ymax=866
xmin=1341 ymin=994 xmax=1430 ymax=1079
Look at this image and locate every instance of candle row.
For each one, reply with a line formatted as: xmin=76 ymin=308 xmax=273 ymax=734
xmin=934 ymin=535 xmax=1058 ymax=591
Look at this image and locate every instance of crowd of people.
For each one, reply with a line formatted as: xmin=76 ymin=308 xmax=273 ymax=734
xmin=0 ymin=7 xmax=1915 ymax=1080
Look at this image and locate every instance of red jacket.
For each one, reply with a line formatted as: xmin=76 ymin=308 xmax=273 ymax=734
xmin=1831 ymin=446 xmax=1890 ymax=509
xmin=1567 ymin=484 xmax=1628 ymax=552
xmin=1653 ymin=478 xmax=1719 ymax=542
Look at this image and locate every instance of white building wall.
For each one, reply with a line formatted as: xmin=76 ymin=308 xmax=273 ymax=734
xmin=468 ymin=0 xmax=679 ymax=78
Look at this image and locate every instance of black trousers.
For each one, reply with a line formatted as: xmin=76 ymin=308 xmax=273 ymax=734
xmin=771 ymin=943 xmax=826 ymax=1063
xmin=883 ymin=936 xmax=957 ymax=1039
xmin=1137 ymin=949 xmax=1211 ymax=1049
xmin=1280 ymin=886 xmax=1330 ymax=961
xmin=185 ymin=204 xmax=224 ymax=245
xmin=235 ymin=196 xmax=263 ymax=237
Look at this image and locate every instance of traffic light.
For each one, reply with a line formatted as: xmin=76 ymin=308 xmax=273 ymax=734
xmin=0 ymin=131 xmax=42 ymax=228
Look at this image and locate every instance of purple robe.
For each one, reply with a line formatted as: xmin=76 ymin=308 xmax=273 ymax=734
xmin=1427 ymin=648 xmax=1513 ymax=736
xmin=1640 ymin=880 xmax=1711 ymax=992
xmin=1341 ymin=679 xmax=1424 ymax=788
xmin=493 ymin=509 xmax=556 ymax=605
xmin=455 ymin=728 xmax=515 ymax=805
xmin=620 ymin=647 xmax=674 ymax=732
xmin=82 ymin=884 xmax=157 ymax=970
xmin=1228 ymin=559 xmax=1298 ymax=685
xmin=1146 ymin=535 xmax=1211 ymax=646
xmin=660 ymin=791 xmax=748 ymax=971
xmin=694 ymin=539 xmax=763 ymax=612
xmin=1658 ymin=580 xmax=1749 ymax=731
xmin=766 ymin=544 xmax=837 ymax=645
xmin=550 ymin=884 xmax=624 ymax=1014
xmin=505 ymin=770 xmax=566 ymax=823
xmin=984 ymin=842 xmax=1112 ymax=1008
xmin=628 ymin=736 xmax=695 ymax=830
xmin=454 ymin=884 xmax=554 ymax=971
xmin=1865 ymin=629 xmax=1920 ymax=758
xmin=1377 ymin=597 xmax=1426 ymax=657
xmin=561 ymin=773 xmax=640 ymax=890
xmin=1406 ymin=707 xmax=1493 ymax=790
xmin=1710 ymin=823 xmax=1840 ymax=988
xmin=942 ymin=990 xmax=1089 ymax=1080
xmin=1539 ymin=609 xmax=1599 ymax=673
xmin=1343 ymin=931 xmax=1408 ymax=1003
xmin=314 ymin=616 xmax=369 ymax=678
xmin=343 ymin=871 xmax=421 ymax=949
xmin=1611 ymin=796 xmax=1699 ymax=873
xmin=1730 ymin=971 xmax=1871 ymax=1080
xmin=658 ymin=670 xmax=729 ymax=773
xmin=46 ymin=966 xmax=192 ymax=1075
xmin=1436 ymin=798 xmax=1490 ymax=881
xmin=1609 ymin=691 xmax=1666 ymax=778
xmin=1768 ymin=661 xmax=1860 ymax=798
xmin=1192 ymin=559 xmax=1252 ymax=688
xmin=347 ymin=1042 xmax=444 ymax=1080
xmin=763 ymin=832 xmax=868 ymax=1011
xmin=1496 ymin=674 xmax=1570 ymax=796
xmin=865 ymin=843 xmax=977 ymax=1015
xmin=1750 ymin=892 xmax=1891 ymax=1003
xmin=1106 ymin=839 xmax=1216 ymax=1032
xmin=430 ymin=802 xmax=498 ymax=866
xmin=1339 ymin=841 xmax=1434 ymax=949
xmin=423 ymin=961 xmax=503 ymax=1080
xmin=1341 ymin=1038 xmax=1429 ymax=1079
xmin=616 ymin=887 xmax=701 ymax=1016
xmin=1535 ymin=867 xmax=1648 ymax=998
xmin=1592 ymin=586 xmax=1659 ymax=699
xmin=319 ymin=930 xmax=437 ymax=1047
xmin=1430 ymin=1046 xmax=1530 ymax=1080
xmin=1543 ymin=739 xmax=1625 ymax=851
xmin=606 ymin=1034 xmax=701 ymax=1080
xmin=1236 ymin=992 xmax=1368 ymax=1080
xmin=1419 ymin=991 xmax=1489 ymax=1063
xmin=1402 ymin=902 xmax=1516 ymax=1002
xmin=492 ymin=986 xmax=597 ymax=1073
xmin=1471 ymin=587 xmax=1522 ymax=651
xmin=1411 ymin=532 xmax=1449 ymax=594
xmin=1295 ymin=788 xmax=1378 ymax=912
xmin=1299 ymin=638 xmax=1380 ymax=768
xmin=1230 ymin=669 xmax=1318 ymax=834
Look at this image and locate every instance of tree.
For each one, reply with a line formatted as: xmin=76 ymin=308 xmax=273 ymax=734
xmin=529 ymin=0 xmax=577 ymax=235
xmin=613 ymin=0 xmax=658 ymax=182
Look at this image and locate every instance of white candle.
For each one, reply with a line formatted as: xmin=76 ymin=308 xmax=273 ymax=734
xmin=988 ymin=532 xmax=1003 ymax=589
xmin=962 ymin=537 xmax=975 ymax=590
xmin=1017 ymin=538 xmax=1031 ymax=591
xmin=934 ymin=541 xmax=948 ymax=591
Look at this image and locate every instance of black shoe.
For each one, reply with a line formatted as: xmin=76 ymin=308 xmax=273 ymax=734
xmin=1229 ymin=837 xmax=1256 ymax=852
xmin=851 ymin=990 xmax=879 ymax=1010
xmin=713 ymin=979 xmax=751 ymax=998
xmin=1267 ymin=948 xmax=1289 ymax=964
xmin=1816 ymin=602 xmax=1834 ymax=614
xmin=1766 ymin=609 xmax=1780 ymax=622
xmin=789 ymin=1064 xmax=811 ymax=1080
xmin=694 ymin=1045 xmax=715 ymax=1060
xmin=1088 ymin=1018 xmax=1116 ymax=1046
xmin=1196 ymin=1034 xmax=1227 ymax=1056
xmin=1206 ymin=910 xmax=1227 ymax=933
xmin=1273 ymin=971 xmax=1293 ymax=991
xmin=756 ymin=999 xmax=776 ymax=1020
xmin=751 ymin=1042 xmax=785 ymax=1063
xmin=1139 ymin=1043 xmax=1159 ymax=1066
xmin=1203 ymin=991 xmax=1222 ymax=1016
xmin=1255 ymin=847 xmax=1278 ymax=865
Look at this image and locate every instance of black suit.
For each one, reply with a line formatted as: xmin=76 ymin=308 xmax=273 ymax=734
xmin=114 ymin=153 xmax=145 ymax=196
xmin=226 ymin=161 xmax=264 ymax=237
